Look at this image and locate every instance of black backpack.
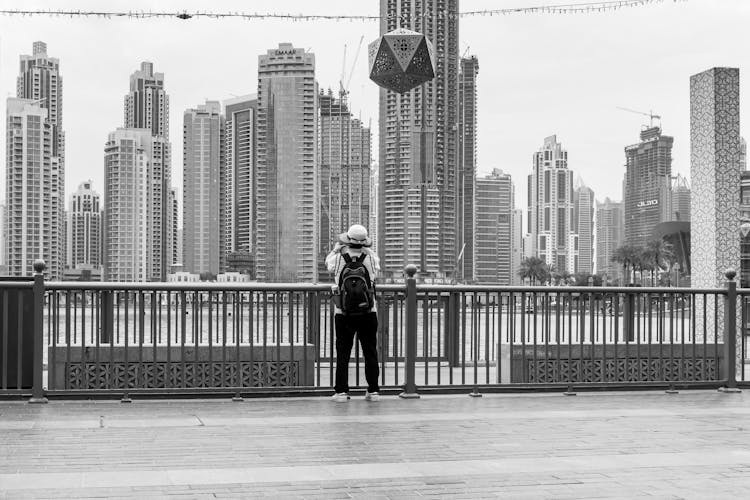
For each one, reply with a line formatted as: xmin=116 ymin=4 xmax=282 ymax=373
xmin=338 ymin=253 xmax=374 ymax=315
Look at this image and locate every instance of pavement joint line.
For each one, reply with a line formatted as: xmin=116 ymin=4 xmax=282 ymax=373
xmin=4 ymin=406 xmax=750 ymax=430
xmin=2 ymin=449 xmax=750 ymax=492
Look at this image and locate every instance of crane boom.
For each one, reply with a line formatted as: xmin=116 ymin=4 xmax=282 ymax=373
xmin=616 ymin=106 xmax=661 ymax=127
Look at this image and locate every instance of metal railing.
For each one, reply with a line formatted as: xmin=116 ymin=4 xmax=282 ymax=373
xmin=0 ymin=261 xmax=745 ymax=401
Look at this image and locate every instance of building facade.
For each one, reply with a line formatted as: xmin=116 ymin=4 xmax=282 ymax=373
xmin=670 ymin=174 xmax=691 ymax=222
xmin=378 ymin=0 xmax=459 ymax=278
xmin=595 ymin=197 xmax=624 ymax=282
xmin=224 ymin=95 xmax=257 ymax=260
xmin=317 ymin=90 xmax=371 ymax=277
xmin=475 ymin=169 xmax=514 ymax=284
xmin=574 ymin=185 xmax=595 ymax=274
xmin=123 ymin=62 xmax=171 ymax=281
xmin=527 ymin=136 xmax=577 ymax=273
xmin=623 ymin=127 xmax=673 ymax=247
xmin=256 ymin=44 xmax=318 ymax=282
xmin=511 ymin=209 xmax=523 ymax=285
xmin=690 ymin=67 xmax=741 ymax=289
xmin=12 ymin=41 xmax=65 ymax=279
xmin=458 ymin=55 xmax=479 ymax=282
xmin=103 ymin=128 xmax=156 ymax=282
xmin=4 ymin=99 xmax=55 ymax=278
xmin=67 ymin=180 xmax=101 ymax=270
xmin=183 ymin=101 xmax=225 ymax=276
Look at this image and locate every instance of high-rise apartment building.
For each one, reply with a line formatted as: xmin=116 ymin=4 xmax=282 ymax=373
xmin=4 ymin=98 xmax=55 ymax=278
xmin=67 ymin=180 xmax=101 ymax=270
xmin=13 ymin=41 xmax=65 ymax=279
xmin=511 ymin=209 xmax=523 ymax=285
xmin=369 ymin=166 xmax=379 ymax=250
xmin=318 ymin=90 xmax=371 ymax=276
xmin=224 ymin=95 xmax=257 ymax=259
xmin=573 ymin=185 xmax=595 ymax=274
xmin=378 ymin=0 xmax=459 ymax=277
xmin=475 ymin=169 xmax=514 ymax=284
xmin=183 ymin=101 xmax=225 ymax=276
xmin=623 ymin=127 xmax=673 ymax=247
xmin=527 ymin=136 xmax=577 ymax=273
xmin=595 ymin=198 xmax=624 ymax=281
xmin=103 ymin=129 xmax=156 ymax=282
xmin=458 ymin=55 xmax=479 ymax=282
xmin=123 ymin=62 xmax=171 ymax=281
xmin=670 ymin=174 xmax=691 ymax=222
xmin=256 ymin=44 xmax=317 ymax=282
xmin=168 ymin=187 xmax=179 ymax=271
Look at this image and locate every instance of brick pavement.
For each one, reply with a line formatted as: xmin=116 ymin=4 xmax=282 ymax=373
xmin=2 ymin=390 xmax=750 ymax=498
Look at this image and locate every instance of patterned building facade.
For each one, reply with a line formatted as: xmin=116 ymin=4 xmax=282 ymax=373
xmin=378 ymin=0 xmax=459 ymax=277
xmin=595 ymin=198 xmax=624 ymax=281
xmin=574 ymin=185 xmax=595 ymax=274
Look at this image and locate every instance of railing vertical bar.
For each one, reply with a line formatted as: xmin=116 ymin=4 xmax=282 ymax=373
xmin=669 ymin=293 xmax=675 ymax=383
xmin=166 ymin=291 xmax=172 ymax=389
xmin=16 ymin=293 xmax=23 ymax=391
xmin=520 ymin=292 xmax=527 ymax=383
xmin=424 ymin=291 xmax=429 ymax=386
xmin=94 ymin=291 xmax=100 ymax=390
xmin=680 ymin=292 xmax=686 ymax=381
xmin=206 ymin=291 xmax=213 ymax=388
xmin=604 ymin=292 xmax=609 ymax=383
xmin=714 ymin=293 xmax=719 ymax=381
xmin=124 ymin=292 xmax=130 ymax=392
xmin=472 ymin=292 xmax=478 ymax=389
xmin=289 ymin=292 xmax=296 ymax=388
xmin=1 ymin=290 xmax=7 ymax=390
xmin=485 ymin=292 xmax=490 ymax=384
xmin=461 ymin=292 xmax=466 ymax=385
xmin=543 ymin=292 xmax=549 ymax=383
xmin=138 ymin=291 xmax=145 ymax=389
xmin=180 ymin=291 xmax=186 ymax=389
xmin=50 ymin=291 xmax=58 ymax=391
xmin=393 ymin=292 xmax=399 ymax=387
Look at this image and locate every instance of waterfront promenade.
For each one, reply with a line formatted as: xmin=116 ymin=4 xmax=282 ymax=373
xmin=3 ymin=390 xmax=750 ymax=498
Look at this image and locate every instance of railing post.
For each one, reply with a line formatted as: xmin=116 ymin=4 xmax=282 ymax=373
xmin=29 ymin=260 xmax=48 ymax=404
xmin=720 ymin=268 xmax=741 ymax=393
xmin=400 ymin=264 xmax=420 ymax=399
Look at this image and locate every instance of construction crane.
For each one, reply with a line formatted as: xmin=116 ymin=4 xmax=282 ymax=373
xmin=616 ymin=106 xmax=661 ymax=128
xmin=339 ymin=35 xmax=364 ymax=98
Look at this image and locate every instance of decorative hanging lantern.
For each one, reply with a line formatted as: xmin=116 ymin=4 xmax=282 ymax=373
xmin=368 ymin=28 xmax=436 ymax=94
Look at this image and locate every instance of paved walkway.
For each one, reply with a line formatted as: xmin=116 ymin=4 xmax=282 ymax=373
xmin=2 ymin=390 xmax=750 ymax=499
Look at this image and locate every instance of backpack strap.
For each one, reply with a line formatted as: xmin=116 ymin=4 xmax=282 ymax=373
xmin=342 ymin=253 xmax=353 ymax=264
xmin=356 ymin=253 xmax=367 ymax=263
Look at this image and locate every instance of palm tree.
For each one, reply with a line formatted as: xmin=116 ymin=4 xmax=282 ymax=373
xmin=611 ymin=245 xmax=639 ymax=284
xmin=518 ymin=256 xmax=549 ymax=285
xmin=645 ymin=239 xmax=675 ymax=285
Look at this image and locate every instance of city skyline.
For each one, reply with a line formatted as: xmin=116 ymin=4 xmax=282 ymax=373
xmin=1 ymin=0 xmax=747 ymax=215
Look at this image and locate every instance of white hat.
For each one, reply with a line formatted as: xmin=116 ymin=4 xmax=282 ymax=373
xmin=339 ymin=224 xmax=372 ymax=246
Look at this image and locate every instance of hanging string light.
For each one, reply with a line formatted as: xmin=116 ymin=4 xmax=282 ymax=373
xmin=0 ymin=0 xmax=686 ymax=22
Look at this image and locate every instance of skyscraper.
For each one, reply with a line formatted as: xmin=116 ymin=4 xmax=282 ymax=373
xmin=670 ymin=174 xmax=691 ymax=222
xmin=4 ymin=98 xmax=55 ymax=278
xmin=183 ymin=101 xmax=225 ymax=276
xmin=13 ymin=41 xmax=65 ymax=279
xmin=595 ymin=198 xmax=624 ymax=281
xmin=623 ymin=127 xmax=673 ymax=247
xmin=256 ymin=44 xmax=318 ymax=282
xmin=378 ymin=0 xmax=459 ymax=278
xmin=458 ymin=55 xmax=479 ymax=282
xmin=103 ymin=129 xmax=156 ymax=282
xmin=318 ymin=90 xmax=371 ymax=276
xmin=224 ymin=95 xmax=257 ymax=260
xmin=475 ymin=169 xmax=514 ymax=284
xmin=123 ymin=62 xmax=171 ymax=281
xmin=574 ymin=184 xmax=595 ymax=274
xmin=527 ymin=136 xmax=577 ymax=273
xmin=511 ymin=209 xmax=523 ymax=285
xmin=67 ymin=180 xmax=101 ymax=270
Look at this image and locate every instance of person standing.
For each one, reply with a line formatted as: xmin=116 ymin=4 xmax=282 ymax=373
xmin=325 ymin=224 xmax=381 ymax=402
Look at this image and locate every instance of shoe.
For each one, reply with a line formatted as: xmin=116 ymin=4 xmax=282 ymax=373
xmin=331 ymin=392 xmax=350 ymax=402
xmin=365 ymin=391 xmax=380 ymax=402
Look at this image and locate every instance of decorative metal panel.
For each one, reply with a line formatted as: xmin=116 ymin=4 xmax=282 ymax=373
xmin=66 ymin=361 xmax=300 ymax=389
xmin=527 ymin=358 xmax=718 ymax=383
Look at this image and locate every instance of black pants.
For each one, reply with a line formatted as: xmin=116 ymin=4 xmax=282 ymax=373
xmin=334 ymin=312 xmax=380 ymax=393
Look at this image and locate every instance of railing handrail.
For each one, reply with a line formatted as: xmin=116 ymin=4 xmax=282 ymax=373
xmin=0 ymin=281 xmax=35 ymax=289
xmin=39 ymin=281 xmax=728 ymax=295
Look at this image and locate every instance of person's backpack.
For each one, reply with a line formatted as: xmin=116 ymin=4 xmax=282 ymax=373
xmin=338 ymin=253 xmax=374 ymax=315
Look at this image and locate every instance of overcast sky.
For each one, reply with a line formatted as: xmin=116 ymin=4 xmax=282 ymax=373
xmin=1 ymin=0 xmax=748 ymax=212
